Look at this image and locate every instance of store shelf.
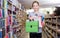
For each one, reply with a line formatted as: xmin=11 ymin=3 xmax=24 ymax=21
xmin=43 ymin=15 xmax=60 ymax=38
xmin=43 ymin=28 xmax=51 ymax=38
xmin=0 ymin=0 xmax=27 ymax=38
xmin=46 ymin=25 xmax=56 ymax=32
xmin=45 ymin=27 xmax=54 ymax=38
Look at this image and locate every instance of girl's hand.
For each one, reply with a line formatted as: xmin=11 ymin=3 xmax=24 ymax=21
xmin=29 ymin=16 xmax=34 ymax=21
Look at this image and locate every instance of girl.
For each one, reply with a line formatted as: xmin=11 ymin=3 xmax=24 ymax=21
xmin=28 ymin=1 xmax=45 ymax=38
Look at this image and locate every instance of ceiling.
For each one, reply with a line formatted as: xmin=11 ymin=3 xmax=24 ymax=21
xmin=18 ymin=0 xmax=60 ymax=9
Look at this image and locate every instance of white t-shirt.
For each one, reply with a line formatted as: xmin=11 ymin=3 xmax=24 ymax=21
xmin=28 ymin=11 xmax=45 ymax=33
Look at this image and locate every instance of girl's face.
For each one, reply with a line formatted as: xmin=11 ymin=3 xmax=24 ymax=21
xmin=33 ymin=3 xmax=39 ymax=11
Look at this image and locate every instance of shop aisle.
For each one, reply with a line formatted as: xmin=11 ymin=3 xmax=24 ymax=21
xmin=0 ymin=0 xmax=27 ymax=38
xmin=1 ymin=0 xmax=60 ymax=38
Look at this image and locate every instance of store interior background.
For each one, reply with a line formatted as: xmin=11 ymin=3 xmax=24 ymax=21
xmin=0 ymin=0 xmax=60 ymax=38
xmin=19 ymin=0 xmax=60 ymax=14
xmin=18 ymin=0 xmax=60 ymax=38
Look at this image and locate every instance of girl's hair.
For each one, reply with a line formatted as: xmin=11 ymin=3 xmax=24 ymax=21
xmin=32 ymin=1 xmax=39 ymax=7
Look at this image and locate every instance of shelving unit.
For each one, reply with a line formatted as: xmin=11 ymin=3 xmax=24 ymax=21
xmin=42 ymin=15 xmax=60 ymax=38
xmin=0 ymin=0 xmax=5 ymax=38
xmin=0 ymin=0 xmax=27 ymax=38
xmin=16 ymin=9 xmax=27 ymax=38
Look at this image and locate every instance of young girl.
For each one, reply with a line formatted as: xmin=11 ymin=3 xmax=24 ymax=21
xmin=28 ymin=1 xmax=45 ymax=38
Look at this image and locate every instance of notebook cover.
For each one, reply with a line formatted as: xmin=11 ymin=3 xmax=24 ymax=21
xmin=26 ymin=21 xmax=39 ymax=32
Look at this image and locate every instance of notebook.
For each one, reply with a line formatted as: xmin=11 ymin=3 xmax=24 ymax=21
xmin=26 ymin=21 xmax=39 ymax=32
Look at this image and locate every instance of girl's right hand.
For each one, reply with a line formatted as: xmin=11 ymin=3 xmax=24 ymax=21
xmin=29 ymin=16 xmax=34 ymax=21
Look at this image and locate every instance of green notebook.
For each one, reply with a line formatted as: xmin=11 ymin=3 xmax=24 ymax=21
xmin=26 ymin=21 xmax=39 ymax=32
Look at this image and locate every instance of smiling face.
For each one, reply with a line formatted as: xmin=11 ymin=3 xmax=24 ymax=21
xmin=32 ymin=1 xmax=39 ymax=12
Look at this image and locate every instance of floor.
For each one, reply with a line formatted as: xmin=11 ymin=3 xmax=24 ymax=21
xmin=24 ymin=32 xmax=29 ymax=38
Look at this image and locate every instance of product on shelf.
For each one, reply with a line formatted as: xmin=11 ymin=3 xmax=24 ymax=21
xmin=6 ymin=25 xmax=10 ymax=33
xmin=13 ymin=28 xmax=16 ymax=34
xmin=2 ymin=28 xmax=5 ymax=38
xmin=4 ymin=34 xmax=9 ymax=38
xmin=8 ymin=15 xmax=12 ymax=25
xmin=4 ymin=0 xmax=7 ymax=9
xmin=12 ymin=5 xmax=15 ymax=11
xmin=0 ymin=19 xmax=5 ymax=28
xmin=8 ymin=10 xmax=12 ymax=15
xmin=0 ymin=31 xmax=2 ymax=38
xmin=0 ymin=0 xmax=3 ymax=8
xmin=0 ymin=9 xmax=6 ymax=18
xmin=8 ymin=0 xmax=12 ymax=2
xmin=13 ymin=18 xmax=18 ymax=25
xmin=7 ymin=2 xmax=12 ymax=10
xmin=13 ymin=11 xmax=16 ymax=15
xmin=0 ymin=9 xmax=2 ymax=18
xmin=2 ymin=9 xmax=5 ymax=18
xmin=0 ymin=0 xmax=1 ymax=7
xmin=21 ymin=5 xmax=25 ymax=10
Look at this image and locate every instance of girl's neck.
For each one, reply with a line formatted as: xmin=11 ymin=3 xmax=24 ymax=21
xmin=34 ymin=10 xmax=39 ymax=13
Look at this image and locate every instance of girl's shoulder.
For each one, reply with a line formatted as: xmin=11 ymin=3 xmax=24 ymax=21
xmin=29 ymin=12 xmax=35 ymax=16
xmin=39 ymin=11 xmax=45 ymax=17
